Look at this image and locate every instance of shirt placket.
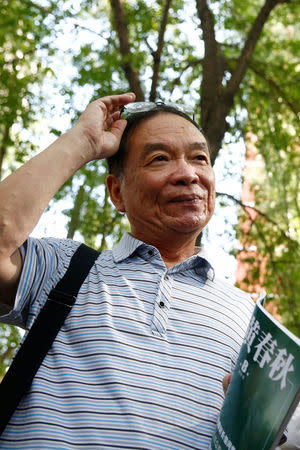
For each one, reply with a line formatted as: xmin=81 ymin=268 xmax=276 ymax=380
xmin=151 ymin=271 xmax=173 ymax=337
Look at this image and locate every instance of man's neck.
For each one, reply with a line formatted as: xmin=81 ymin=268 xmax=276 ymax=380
xmin=159 ymin=246 xmax=199 ymax=268
xmin=130 ymin=230 xmax=199 ymax=268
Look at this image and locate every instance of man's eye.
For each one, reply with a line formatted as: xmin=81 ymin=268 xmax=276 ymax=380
xmin=153 ymin=155 xmax=167 ymax=162
xmin=195 ymin=154 xmax=208 ymax=162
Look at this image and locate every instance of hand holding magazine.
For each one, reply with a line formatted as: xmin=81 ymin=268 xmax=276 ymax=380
xmin=211 ymin=293 xmax=300 ymax=450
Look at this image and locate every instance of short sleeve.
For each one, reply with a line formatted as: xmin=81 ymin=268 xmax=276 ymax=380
xmin=0 ymin=237 xmax=81 ymax=329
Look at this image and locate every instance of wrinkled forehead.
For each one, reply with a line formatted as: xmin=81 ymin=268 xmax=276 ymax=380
xmin=128 ymin=110 xmax=206 ymax=141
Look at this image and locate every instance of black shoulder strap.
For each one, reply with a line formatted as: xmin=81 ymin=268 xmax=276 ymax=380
xmin=0 ymin=243 xmax=100 ymax=435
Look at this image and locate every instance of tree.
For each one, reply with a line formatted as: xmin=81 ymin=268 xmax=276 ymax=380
xmin=0 ymin=0 xmax=57 ymax=378
xmin=0 ymin=0 xmax=89 ymax=376
xmin=51 ymin=0 xmax=298 ymax=250
xmin=0 ymin=0 xmax=54 ymax=179
xmin=234 ymin=9 xmax=300 ymax=334
xmin=1 ymin=0 xmax=298 ymax=373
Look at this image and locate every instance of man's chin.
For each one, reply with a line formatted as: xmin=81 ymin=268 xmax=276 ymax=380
xmin=166 ymin=217 xmax=206 ymax=235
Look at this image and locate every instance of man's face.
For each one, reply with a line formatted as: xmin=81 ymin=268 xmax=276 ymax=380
xmin=108 ymin=112 xmax=215 ymax=243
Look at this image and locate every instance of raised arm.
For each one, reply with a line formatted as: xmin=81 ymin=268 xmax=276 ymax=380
xmin=0 ymin=92 xmax=135 ymax=310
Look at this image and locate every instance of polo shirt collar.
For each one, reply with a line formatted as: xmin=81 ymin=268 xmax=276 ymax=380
xmin=112 ymin=232 xmax=145 ymax=262
xmin=112 ymin=232 xmax=215 ymax=281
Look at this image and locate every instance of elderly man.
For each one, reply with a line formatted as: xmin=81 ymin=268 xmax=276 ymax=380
xmin=0 ymin=93 xmax=254 ymax=448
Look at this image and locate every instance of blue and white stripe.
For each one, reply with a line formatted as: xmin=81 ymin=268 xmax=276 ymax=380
xmin=0 ymin=233 xmax=254 ymax=449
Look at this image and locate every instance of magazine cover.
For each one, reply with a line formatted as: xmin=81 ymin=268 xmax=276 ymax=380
xmin=211 ymin=293 xmax=300 ymax=450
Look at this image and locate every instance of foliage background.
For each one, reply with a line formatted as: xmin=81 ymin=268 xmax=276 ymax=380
xmin=0 ymin=0 xmax=299 ymax=377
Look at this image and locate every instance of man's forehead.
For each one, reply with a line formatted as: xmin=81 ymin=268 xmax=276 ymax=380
xmin=141 ymin=140 xmax=210 ymax=155
xmin=131 ymin=112 xmax=205 ymax=140
xmin=123 ymin=112 xmax=211 ymax=164
xmin=134 ymin=111 xmax=199 ymax=129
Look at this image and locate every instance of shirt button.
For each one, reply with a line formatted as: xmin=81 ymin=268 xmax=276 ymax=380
xmin=159 ymin=301 xmax=165 ymax=308
xmin=164 ymin=274 xmax=169 ymax=280
xmin=147 ymin=249 xmax=153 ymax=256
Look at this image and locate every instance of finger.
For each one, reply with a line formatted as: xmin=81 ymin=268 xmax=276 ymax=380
xmin=99 ymin=92 xmax=136 ymax=114
xmin=111 ymin=111 xmax=121 ymax=121
xmin=104 ymin=111 xmax=121 ymax=129
xmin=96 ymin=93 xmax=135 ymax=129
xmin=222 ymin=373 xmax=232 ymax=394
xmin=108 ymin=119 xmax=128 ymax=140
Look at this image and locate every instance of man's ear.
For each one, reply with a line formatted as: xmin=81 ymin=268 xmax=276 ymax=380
xmin=106 ymin=174 xmax=126 ymax=212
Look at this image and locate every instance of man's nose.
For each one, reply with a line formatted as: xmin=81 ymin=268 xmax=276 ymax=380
xmin=171 ymin=160 xmax=198 ymax=185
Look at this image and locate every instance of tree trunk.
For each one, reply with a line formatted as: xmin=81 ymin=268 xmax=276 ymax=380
xmin=202 ymin=95 xmax=234 ymax=165
xmin=110 ymin=0 xmax=145 ymax=101
xmin=196 ymin=0 xmax=288 ymax=164
xmin=149 ymin=0 xmax=173 ymax=102
xmin=67 ymin=184 xmax=85 ymax=239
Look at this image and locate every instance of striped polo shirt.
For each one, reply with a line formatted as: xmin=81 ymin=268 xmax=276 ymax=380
xmin=0 ymin=233 xmax=254 ymax=449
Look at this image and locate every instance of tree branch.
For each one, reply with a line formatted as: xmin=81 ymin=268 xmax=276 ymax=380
xmin=25 ymin=0 xmax=115 ymax=48
xmin=73 ymin=23 xmax=112 ymax=43
xmin=195 ymin=0 xmax=224 ymax=99
xmin=168 ymin=58 xmax=204 ymax=95
xmin=216 ymin=191 xmax=296 ymax=244
xmin=195 ymin=0 xmax=231 ymax=163
xmin=145 ymin=38 xmax=155 ymax=55
xmin=67 ymin=184 xmax=85 ymax=239
xmin=109 ymin=0 xmax=144 ymax=100
xmin=250 ymin=215 xmax=300 ymax=321
xmin=248 ymin=62 xmax=299 ymax=118
xmin=23 ymin=0 xmax=52 ymax=15
xmin=149 ymin=0 xmax=173 ymax=102
xmin=226 ymin=0 xmax=290 ymax=95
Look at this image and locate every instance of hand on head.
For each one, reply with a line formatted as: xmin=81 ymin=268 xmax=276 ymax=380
xmin=73 ymin=92 xmax=136 ymax=162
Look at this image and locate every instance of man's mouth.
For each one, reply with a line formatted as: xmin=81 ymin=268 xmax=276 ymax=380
xmin=170 ymin=194 xmax=202 ymax=203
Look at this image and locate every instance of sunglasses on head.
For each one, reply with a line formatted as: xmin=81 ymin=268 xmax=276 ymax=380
xmin=121 ymin=101 xmax=195 ymax=120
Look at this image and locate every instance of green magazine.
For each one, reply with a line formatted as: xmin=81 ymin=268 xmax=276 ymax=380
xmin=211 ymin=293 xmax=300 ymax=450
